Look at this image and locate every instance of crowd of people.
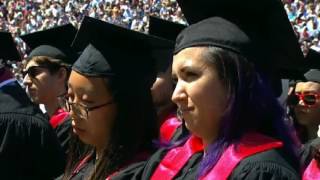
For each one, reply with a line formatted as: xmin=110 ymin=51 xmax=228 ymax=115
xmin=1 ymin=0 xmax=320 ymax=57
xmin=283 ymin=0 xmax=320 ymax=53
xmin=0 ymin=0 xmax=186 ymax=57
xmin=1 ymin=0 xmax=320 ymax=180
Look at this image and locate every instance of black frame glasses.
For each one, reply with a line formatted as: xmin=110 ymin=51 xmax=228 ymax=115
xmin=22 ymin=66 xmax=47 ymax=78
xmin=287 ymin=92 xmax=320 ymax=107
xmin=57 ymin=93 xmax=114 ymax=119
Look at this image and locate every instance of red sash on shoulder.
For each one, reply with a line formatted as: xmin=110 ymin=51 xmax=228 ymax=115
xmin=201 ymin=133 xmax=283 ymax=180
xmin=151 ymin=135 xmax=204 ymax=180
xmin=160 ymin=114 xmax=182 ymax=142
xmin=151 ymin=133 xmax=282 ymax=180
xmin=50 ymin=108 xmax=69 ymax=129
xmin=303 ymin=159 xmax=320 ymax=180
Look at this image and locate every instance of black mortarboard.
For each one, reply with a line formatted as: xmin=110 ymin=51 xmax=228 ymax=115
xmin=20 ymin=24 xmax=77 ymax=64
xmin=0 ymin=32 xmax=21 ymax=62
xmin=304 ymin=69 xmax=320 ymax=83
xmin=279 ymin=49 xmax=320 ymax=101
xmin=72 ymin=16 xmax=174 ymax=87
xmin=148 ymin=16 xmax=186 ymax=73
xmin=176 ymin=0 xmax=304 ymax=71
xmin=175 ymin=17 xmax=252 ymax=62
xmin=149 ymin=16 xmax=186 ymax=42
xmin=282 ymin=49 xmax=320 ymax=83
xmin=304 ymin=49 xmax=320 ymax=70
xmin=174 ymin=17 xmax=287 ymax=97
xmin=303 ymin=50 xmax=320 ymax=83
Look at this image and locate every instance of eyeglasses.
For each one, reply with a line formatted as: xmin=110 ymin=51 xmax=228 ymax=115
xmin=287 ymin=92 xmax=320 ymax=107
xmin=22 ymin=66 xmax=47 ymax=78
xmin=57 ymin=93 xmax=114 ymax=120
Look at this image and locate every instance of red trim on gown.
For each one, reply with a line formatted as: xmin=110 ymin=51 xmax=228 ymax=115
xmin=151 ymin=135 xmax=204 ymax=180
xmin=159 ymin=113 xmax=182 ymax=142
xmin=49 ymin=108 xmax=69 ymax=129
xmin=69 ymin=151 xmax=149 ymax=179
xmin=303 ymin=159 xmax=320 ymax=180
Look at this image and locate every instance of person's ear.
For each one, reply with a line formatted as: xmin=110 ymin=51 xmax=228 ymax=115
xmin=57 ymin=67 xmax=67 ymax=82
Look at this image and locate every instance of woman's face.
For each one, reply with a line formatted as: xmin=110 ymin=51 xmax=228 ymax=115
xmin=171 ymin=47 xmax=227 ymax=143
xmin=294 ymin=81 xmax=320 ymax=127
xmin=67 ymin=71 xmax=117 ymax=148
xmin=23 ymin=60 xmax=63 ymax=104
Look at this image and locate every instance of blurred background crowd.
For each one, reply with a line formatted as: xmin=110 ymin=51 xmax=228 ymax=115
xmin=0 ymin=0 xmax=186 ymax=57
xmin=282 ymin=0 xmax=320 ymax=54
xmin=1 ymin=0 xmax=320 ymax=56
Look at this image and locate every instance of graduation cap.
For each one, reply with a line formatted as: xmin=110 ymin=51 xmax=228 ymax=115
xmin=304 ymin=49 xmax=320 ymax=70
xmin=20 ymin=24 xmax=78 ymax=64
xmin=72 ymin=16 xmax=174 ymax=87
xmin=0 ymin=32 xmax=21 ymax=62
xmin=149 ymin=16 xmax=186 ymax=42
xmin=302 ymin=49 xmax=320 ymax=83
xmin=148 ymin=16 xmax=186 ymax=73
xmin=282 ymin=49 xmax=320 ymax=83
xmin=278 ymin=49 xmax=320 ymax=101
xmin=176 ymin=0 xmax=304 ymax=71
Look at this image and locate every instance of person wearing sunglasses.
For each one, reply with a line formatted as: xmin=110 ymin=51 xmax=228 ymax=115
xmin=0 ymin=32 xmax=65 ymax=179
xmin=58 ymin=16 xmax=171 ymax=180
xmin=287 ymin=68 xmax=320 ymax=179
xmin=20 ymin=24 xmax=78 ymax=153
xmin=286 ymin=66 xmax=320 ymax=144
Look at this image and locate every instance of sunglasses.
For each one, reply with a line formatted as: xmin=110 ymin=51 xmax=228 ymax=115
xmin=22 ymin=66 xmax=47 ymax=78
xmin=287 ymin=92 xmax=320 ymax=107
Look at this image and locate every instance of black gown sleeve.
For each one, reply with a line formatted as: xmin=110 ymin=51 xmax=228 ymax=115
xmin=110 ymin=161 xmax=146 ymax=180
xmin=111 ymin=124 xmax=198 ymax=180
xmin=229 ymin=149 xmax=300 ymax=180
xmin=300 ymin=137 xmax=320 ymax=169
xmin=0 ymin=81 xmax=65 ymax=179
xmin=0 ymin=112 xmax=66 ymax=180
xmin=55 ymin=117 xmax=72 ymax=153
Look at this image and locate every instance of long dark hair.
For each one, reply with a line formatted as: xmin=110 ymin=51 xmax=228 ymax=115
xmin=62 ymin=76 xmax=158 ymax=180
xmin=191 ymin=46 xmax=299 ymax=177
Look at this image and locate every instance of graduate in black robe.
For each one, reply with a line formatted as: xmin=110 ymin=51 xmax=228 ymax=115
xmin=110 ymin=124 xmax=299 ymax=180
xmin=290 ymin=69 xmax=320 ymax=179
xmin=20 ymin=24 xmax=78 ymax=153
xmin=58 ymin=16 xmax=171 ymax=180
xmin=110 ymin=0 xmax=304 ymax=179
xmin=0 ymin=32 xmax=65 ymax=179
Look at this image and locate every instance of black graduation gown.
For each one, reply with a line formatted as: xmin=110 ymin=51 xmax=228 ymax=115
xmin=54 ymin=116 xmax=72 ymax=153
xmin=0 ymin=81 xmax=66 ymax=179
xmin=111 ymin=127 xmax=300 ymax=180
xmin=67 ymin=156 xmax=95 ymax=180
xmin=300 ymin=137 xmax=320 ymax=168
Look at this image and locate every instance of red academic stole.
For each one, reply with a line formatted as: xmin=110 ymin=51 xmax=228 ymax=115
xmin=160 ymin=114 xmax=182 ymax=142
xmin=151 ymin=135 xmax=204 ymax=180
xmin=303 ymin=159 xmax=320 ymax=180
xmin=151 ymin=133 xmax=283 ymax=180
xmin=50 ymin=108 xmax=69 ymax=129
xmin=201 ymin=133 xmax=283 ymax=180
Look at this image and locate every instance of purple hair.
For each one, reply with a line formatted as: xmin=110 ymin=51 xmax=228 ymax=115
xmin=196 ymin=46 xmax=299 ymax=177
